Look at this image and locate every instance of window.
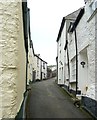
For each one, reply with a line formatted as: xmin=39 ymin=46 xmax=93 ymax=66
xmin=88 ymin=0 xmax=97 ymax=21
xmin=37 ymin=71 xmax=39 ymax=77
xmin=37 ymin=58 xmax=39 ymax=67
xmin=43 ymin=62 xmax=45 ymax=69
xmin=71 ymin=57 xmax=76 ymax=80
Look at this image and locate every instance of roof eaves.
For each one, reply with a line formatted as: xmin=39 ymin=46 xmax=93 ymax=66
xmin=70 ymin=8 xmax=85 ymax=32
xmin=34 ymin=54 xmax=47 ymax=64
xmin=56 ymin=17 xmax=65 ymax=42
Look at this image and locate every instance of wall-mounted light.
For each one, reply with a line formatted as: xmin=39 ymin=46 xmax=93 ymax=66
xmin=80 ymin=61 xmax=86 ymax=68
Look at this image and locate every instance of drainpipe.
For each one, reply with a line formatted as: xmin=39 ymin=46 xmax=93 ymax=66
xmin=64 ymin=39 xmax=70 ymax=90
xmin=67 ymin=45 xmax=70 ymax=91
xmin=26 ymin=52 xmax=28 ymax=92
xmin=74 ymin=29 xmax=78 ymax=96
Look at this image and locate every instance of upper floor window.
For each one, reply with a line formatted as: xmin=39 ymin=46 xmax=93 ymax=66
xmin=71 ymin=57 xmax=76 ymax=81
xmin=37 ymin=58 xmax=39 ymax=67
xmin=88 ymin=0 xmax=97 ymax=21
xmin=43 ymin=62 xmax=45 ymax=69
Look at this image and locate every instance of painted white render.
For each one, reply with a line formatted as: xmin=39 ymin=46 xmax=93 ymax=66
xmin=57 ymin=23 xmax=66 ymax=85
xmin=48 ymin=65 xmax=56 ymax=71
xmin=57 ymin=9 xmax=81 ymax=85
xmin=34 ymin=55 xmax=41 ymax=80
xmin=27 ymin=35 xmax=32 ymax=85
xmin=68 ymin=31 xmax=76 ymax=92
xmin=34 ymin=55 xmax=47 ymax=80
xmin=67 ymin=0 xmax=96 ymax=100
xmin=42 ymin=61 xmax=47 ymax=79
xmin=0 ymin=2 xmax=26 ymax=118
xmin=76 ymin=0 xmax=96 ymax=100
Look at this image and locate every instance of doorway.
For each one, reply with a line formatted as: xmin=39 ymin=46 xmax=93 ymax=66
xmin=78 ymin=48 xmax=88 ymax=95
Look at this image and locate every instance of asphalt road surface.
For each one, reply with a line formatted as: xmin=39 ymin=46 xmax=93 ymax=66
xmin=26 ymin=78 xmax=92 ymax=118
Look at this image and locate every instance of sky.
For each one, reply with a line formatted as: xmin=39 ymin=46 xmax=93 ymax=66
xmin=28 ymin=0 xmax=85 ymax=65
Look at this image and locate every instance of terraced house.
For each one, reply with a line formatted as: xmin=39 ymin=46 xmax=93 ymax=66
xmin=34 ymin=54 xmax=47 ymax=81
xmin=56 ymin=0 xmax=97 ymax=118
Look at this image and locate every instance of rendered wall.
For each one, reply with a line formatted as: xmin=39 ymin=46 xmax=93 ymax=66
xmin=0 ymin=2 xmax=26 ymax=118
xmin=76 ymin=3 xmax=95 ymax=98
xmin=57 ymin=23 xmax=66 ymax=85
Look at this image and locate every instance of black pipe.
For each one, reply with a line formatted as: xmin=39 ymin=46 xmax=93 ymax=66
xmin=67 ymin=45 xmax=70 ymax=90
xmin=26 ymin=53 xmax=28 ymax=91
xmin=74 ymin=30 xmax=78 ymax=95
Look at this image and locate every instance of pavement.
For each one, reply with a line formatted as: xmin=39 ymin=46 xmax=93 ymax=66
xmin=26 ymin=78 xmax=93 ymax=118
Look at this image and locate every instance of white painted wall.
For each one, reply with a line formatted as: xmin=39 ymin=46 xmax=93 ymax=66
xmin=68 ymin=30 xmax=76 ymax=91
xmin=42 ymin=62 xmax=47 ymax=79
xmin=0 ymin=2 xmax=26 ymax=118
xmin=75 ymin=1 xmax=96 ymax=99
xmin=57 ymin=23 xmax=66 ymax=85
xmin=34 ymin=56 xmax=41 ymax=80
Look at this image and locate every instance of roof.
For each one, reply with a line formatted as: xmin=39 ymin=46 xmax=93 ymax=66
xmin=56 ymin=8 xmax=82 ymax=42
xmin=34 ymin=54 xmax=47 ymax=64
xmin=56 ymin=17 xmax=65 ymax=42
xmin=69 ymin=8 xmax=85 ymax=32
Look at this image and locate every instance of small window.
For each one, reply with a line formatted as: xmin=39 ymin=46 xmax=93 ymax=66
xmin=43 ymin=62 xmax=45 ymax=69
xmin=71 ymin=57 xmax=76 ymax=80
xmin=88 ymin=0 xmax=97 ymax=20
xmin=37 ymin=58 xmax=39 ymax=67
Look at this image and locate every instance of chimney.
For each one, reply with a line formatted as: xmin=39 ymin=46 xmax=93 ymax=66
xmin=84 ymin=0 xmax=88 ymax=4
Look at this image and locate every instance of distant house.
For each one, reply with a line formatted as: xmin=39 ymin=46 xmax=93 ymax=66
xmin=47 ymin=65 xmax=57 ymax=78
xmin=42 ymin=60 xmax=47 ymax=80
xmin=48 ymin=65 xmax=56 ymax=71
xmin=34 ymin=54 xmax=47 ymax=81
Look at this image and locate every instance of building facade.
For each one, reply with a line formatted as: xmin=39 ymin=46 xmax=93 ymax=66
xmin=34 ymin=54 xmax=47 ymax=81
xmin=56 ymin=9 xmax=81 ymax=86
xmin=0 ymin=1 xmax=28 ymax=118
xmin=56 ymin=0 xmax=97 ymax=118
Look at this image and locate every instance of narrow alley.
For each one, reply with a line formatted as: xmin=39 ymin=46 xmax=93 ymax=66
xmin=26 ymin=78 xmax=92 ymax=118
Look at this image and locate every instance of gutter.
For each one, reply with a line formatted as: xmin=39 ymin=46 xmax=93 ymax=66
xmin=26 ymin=53 xmax=28 ymax=91
xmin=67 ymin=45 xmax=70 ymax=90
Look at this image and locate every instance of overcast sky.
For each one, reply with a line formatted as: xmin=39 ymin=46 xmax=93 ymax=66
xmin=28 ymin=0 xmax=85 ymax=65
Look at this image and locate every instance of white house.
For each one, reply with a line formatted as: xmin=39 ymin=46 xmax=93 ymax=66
xmin=56 ymin=9 xmax=81 ymax=86
xmin=48 ymin=65 xmax=56 ymax=71
xmin=67 ymin=0 xmax=97 ymax=117
xmin=41 ymin=61 xmax=47 ymax=80
xmin=34 ymin=54 xmax=47 ymax=81
xmin=56 ymin=0 xmax=97 ymax=118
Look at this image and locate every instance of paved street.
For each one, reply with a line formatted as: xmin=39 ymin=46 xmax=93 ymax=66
xmin=26 ymin=78 xmax=92 ymax=118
